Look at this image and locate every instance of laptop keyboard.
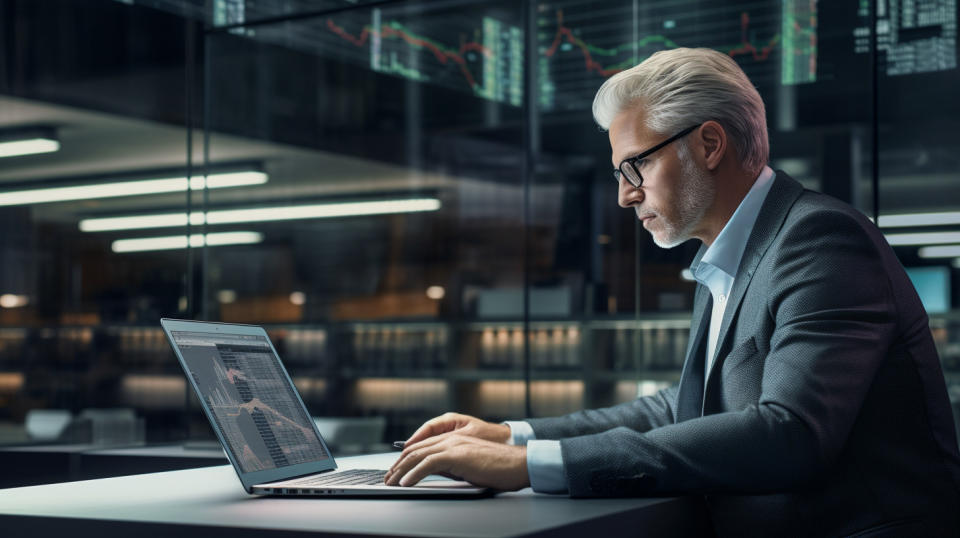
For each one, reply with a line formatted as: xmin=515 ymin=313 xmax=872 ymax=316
xmin=288 ymin=469 xmax=388 ymax=486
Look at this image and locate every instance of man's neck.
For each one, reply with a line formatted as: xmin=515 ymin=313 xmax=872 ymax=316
xmin=698 ymin=166 xmax=761 ymax=247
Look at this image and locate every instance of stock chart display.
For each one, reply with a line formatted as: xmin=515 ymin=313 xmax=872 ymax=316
xmin=324 ymin=13 xmax=523 ymax=105
xmin=129 ymin=0 xmax=958 ymax=116
xmin=192 ymin=0 xmax=959 ymax=113
xmin=854 ymin=0 xmax=957 ymax=76
xmin=173 ymin=331 xmax=329 ymax=473
xmin=536 ymin=0 xmax=818 ymax=112
xmin=315 ymin=0 xmax=819 ymax=113
xmin=248 ymin=6 xmax=525 ymax=107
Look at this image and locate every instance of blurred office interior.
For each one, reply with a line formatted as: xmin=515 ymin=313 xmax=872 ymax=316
xmin=0 ymin=0 xmax=958 ymax=461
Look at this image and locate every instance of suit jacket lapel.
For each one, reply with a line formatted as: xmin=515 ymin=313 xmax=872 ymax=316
xmin=676 ymin=274 xmax=711 ymax=423
xmin=702 ymin=171 xmax=805 ymax=400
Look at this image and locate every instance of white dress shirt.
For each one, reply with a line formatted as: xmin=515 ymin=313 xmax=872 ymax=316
xmin=691 ymin=166 xmax=776 ymax=379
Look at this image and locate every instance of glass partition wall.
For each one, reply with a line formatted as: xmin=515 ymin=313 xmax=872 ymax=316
xmin=0 ymin=0 xmax=957 ymax=449
xmin=199 ymin=1 xmax=529 ymax=444
xmin=0 ymin=0 xmax=200 ymax=445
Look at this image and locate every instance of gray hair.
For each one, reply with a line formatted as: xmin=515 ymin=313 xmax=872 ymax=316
xmin=592 ymin=47 xmax=769 ymax=173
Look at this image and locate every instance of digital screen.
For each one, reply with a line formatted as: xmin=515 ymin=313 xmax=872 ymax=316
xmin=244 ymin=6 xmax=525 ymax=106
xmin=171 ymin=331 xmax=329 ymax=473
xmin=536 ymin=0 xmax=819 ymax=112
xmin=905 ymin=266 xmax=951 ymax=314
xmin=324 ymin=12 xmax=524 ymax=105
xmin=854 ymin=0 xmax=957 ymax=76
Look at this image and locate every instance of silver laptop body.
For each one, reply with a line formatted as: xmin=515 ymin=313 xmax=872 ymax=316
xmin=160 ymin=318 xmax=490 ymax=497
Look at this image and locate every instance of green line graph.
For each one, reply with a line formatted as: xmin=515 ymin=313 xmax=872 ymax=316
xmin=538 ymin=1 xmax=818 ymax=112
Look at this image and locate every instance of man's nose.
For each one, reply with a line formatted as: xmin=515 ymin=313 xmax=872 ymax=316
xmin=618 ymin=179 xmax=644 ymax=208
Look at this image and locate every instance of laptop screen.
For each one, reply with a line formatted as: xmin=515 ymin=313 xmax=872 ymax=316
xmin=170 ymin=330 xmax=330 ymax=473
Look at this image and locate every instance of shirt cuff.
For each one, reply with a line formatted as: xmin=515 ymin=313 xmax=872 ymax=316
xmin=526 ymin=440 xmax=568 ymax=494
xmin=503 ymin=420 xmax=536 ymax=446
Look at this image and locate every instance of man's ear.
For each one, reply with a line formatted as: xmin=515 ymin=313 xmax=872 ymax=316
xmin=697 ymin=121 xmax=726 ymax=171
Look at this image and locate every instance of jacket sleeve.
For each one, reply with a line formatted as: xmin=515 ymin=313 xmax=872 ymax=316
xmin=557 ymin=209 xmax=899 ymax=497
xmin=525 ymin=384 xmax=679 ymax=440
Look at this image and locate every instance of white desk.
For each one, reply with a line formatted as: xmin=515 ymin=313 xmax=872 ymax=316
xmin=0 ymin=452 xmax=710 ymax=537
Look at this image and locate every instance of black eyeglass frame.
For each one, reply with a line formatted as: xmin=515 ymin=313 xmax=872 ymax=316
xmin=614 ymin=123 xmax=702 ymax=188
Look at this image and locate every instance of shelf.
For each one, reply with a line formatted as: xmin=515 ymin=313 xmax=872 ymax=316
xmin=10 ymin=317 xmax=959 ymax=421
xmin=450 ymin=369 xmax=582 ymax=381
xmin=593 ymin=370 xmax=682 ymax=383
xmin=339 ymin=368 xmax=448 ymax=379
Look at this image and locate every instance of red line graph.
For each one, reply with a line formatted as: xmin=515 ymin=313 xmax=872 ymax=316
xmin=728 ymin=12 xmax=779 ymax=61
xmin=544 ymin=10 xmax=623 ymax=77
xmin=326 ymin=18 xmax=492 ymax=89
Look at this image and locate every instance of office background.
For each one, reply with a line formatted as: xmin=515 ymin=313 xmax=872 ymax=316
xmin=0 ymin=0 xmax=958 ymax=452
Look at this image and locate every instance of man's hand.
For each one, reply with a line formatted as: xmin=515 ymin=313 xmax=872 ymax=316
xmin=385 ymin=432 xmax=530 ymax=490
xmin=403 ymin=412 xmax=512 ymax=446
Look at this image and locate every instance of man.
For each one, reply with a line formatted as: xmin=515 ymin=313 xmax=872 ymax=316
xmin=385 ymin=48 xmax=960 ymax=536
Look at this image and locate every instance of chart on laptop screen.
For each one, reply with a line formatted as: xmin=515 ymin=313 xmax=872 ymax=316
xmin=171 ymin=331 xmax=329 ymax=473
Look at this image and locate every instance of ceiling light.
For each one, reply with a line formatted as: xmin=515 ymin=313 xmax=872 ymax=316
xmin=111 ymin=231 xmax=263 ymax=253
xmin=884 ymin=232 xmax=960 ymax=246
xmin=0 ymin=137 xmax=60 ymax=159
xmin=918 ymin=245 xmax=960 ymax=258
xmin=289 ymin=292 xmax=306 ymax=305
xmin=878 ymin=212 xmax=960 ymax=227
xmin=0 ymin=170 xmax=267 ymax=207
xmin=80 ymin=198 xmax=441 ymax=232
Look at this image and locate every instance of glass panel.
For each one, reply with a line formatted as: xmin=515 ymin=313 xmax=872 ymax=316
xmin=202 ymin=0 xmax=526 ymax=447
xmin=0 ymin=0 xmax=194 ymax=447
xmin=873 ymin=0 xmax=960 ymax=436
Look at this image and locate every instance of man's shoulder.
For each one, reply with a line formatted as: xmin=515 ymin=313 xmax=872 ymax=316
xmin=788 ymin=188 xmax=870 ymax=222
xmin=777 ymin=188 xmax=879 ymax=241
xmin=758 ymin=173 xmax=877 ymax=245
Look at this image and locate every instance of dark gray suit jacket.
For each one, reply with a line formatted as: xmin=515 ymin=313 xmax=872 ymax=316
xmin=526 ymin=172 xmax=960 ymax=537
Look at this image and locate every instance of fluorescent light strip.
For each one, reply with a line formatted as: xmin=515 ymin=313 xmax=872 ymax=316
xmin=0 ymin=171 xmax=267 ymax=207
xmin=918 ymin=245 xmax=960 ymax=258
xmin=878 ymin=211 xmax=960 ymax=227
xmin=884 ymin=232 xmax=960 ymax=246
xmin=207 ymin=198 xmax=441 ymax=224
xmin=111 ymin=232 xmax=263 ymax=253
xmin=0 ymin=138 xmax=60 ymax=158
xmin=80 ymin=198 xmax=441 ymax=232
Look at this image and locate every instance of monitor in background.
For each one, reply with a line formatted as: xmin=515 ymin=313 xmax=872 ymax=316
xmin=905 ymin=266 xmax=951 ymax=314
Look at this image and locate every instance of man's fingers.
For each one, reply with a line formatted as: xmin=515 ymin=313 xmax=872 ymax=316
xmin=386 ymin=438 xmax=450 ymax=485
xmin=389 ymin=431 xmax=449 ymax=475
xmin=404 ymin=414 xmax=456 ymax=445
xmin=399 ymin=453 xmax=449 ymax=487
xmin=403 ymin=424 xmax=438 ymax=447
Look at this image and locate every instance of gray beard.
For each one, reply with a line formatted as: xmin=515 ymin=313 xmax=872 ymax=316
xmin=651 ymin=146 xmax=715 ymax=249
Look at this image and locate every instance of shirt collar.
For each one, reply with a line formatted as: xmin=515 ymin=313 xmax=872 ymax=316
xmin=692 ymin=166 xmax=776 ymax=282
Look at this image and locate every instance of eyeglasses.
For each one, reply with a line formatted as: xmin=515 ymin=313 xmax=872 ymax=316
xmin=614 ymin=123 xmax=702 ymax=189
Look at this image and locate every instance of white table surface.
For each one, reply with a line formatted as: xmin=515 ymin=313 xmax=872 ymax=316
xmin=0 ymin=452 xmax=705 ymax=537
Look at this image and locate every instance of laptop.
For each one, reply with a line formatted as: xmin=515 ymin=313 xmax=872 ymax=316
xmin=160 ymin=318 xmax=490 ymax=497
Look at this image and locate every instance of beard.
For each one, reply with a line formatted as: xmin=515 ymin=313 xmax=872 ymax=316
xmin=648 ymin=144 xmax=715 ymax=249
